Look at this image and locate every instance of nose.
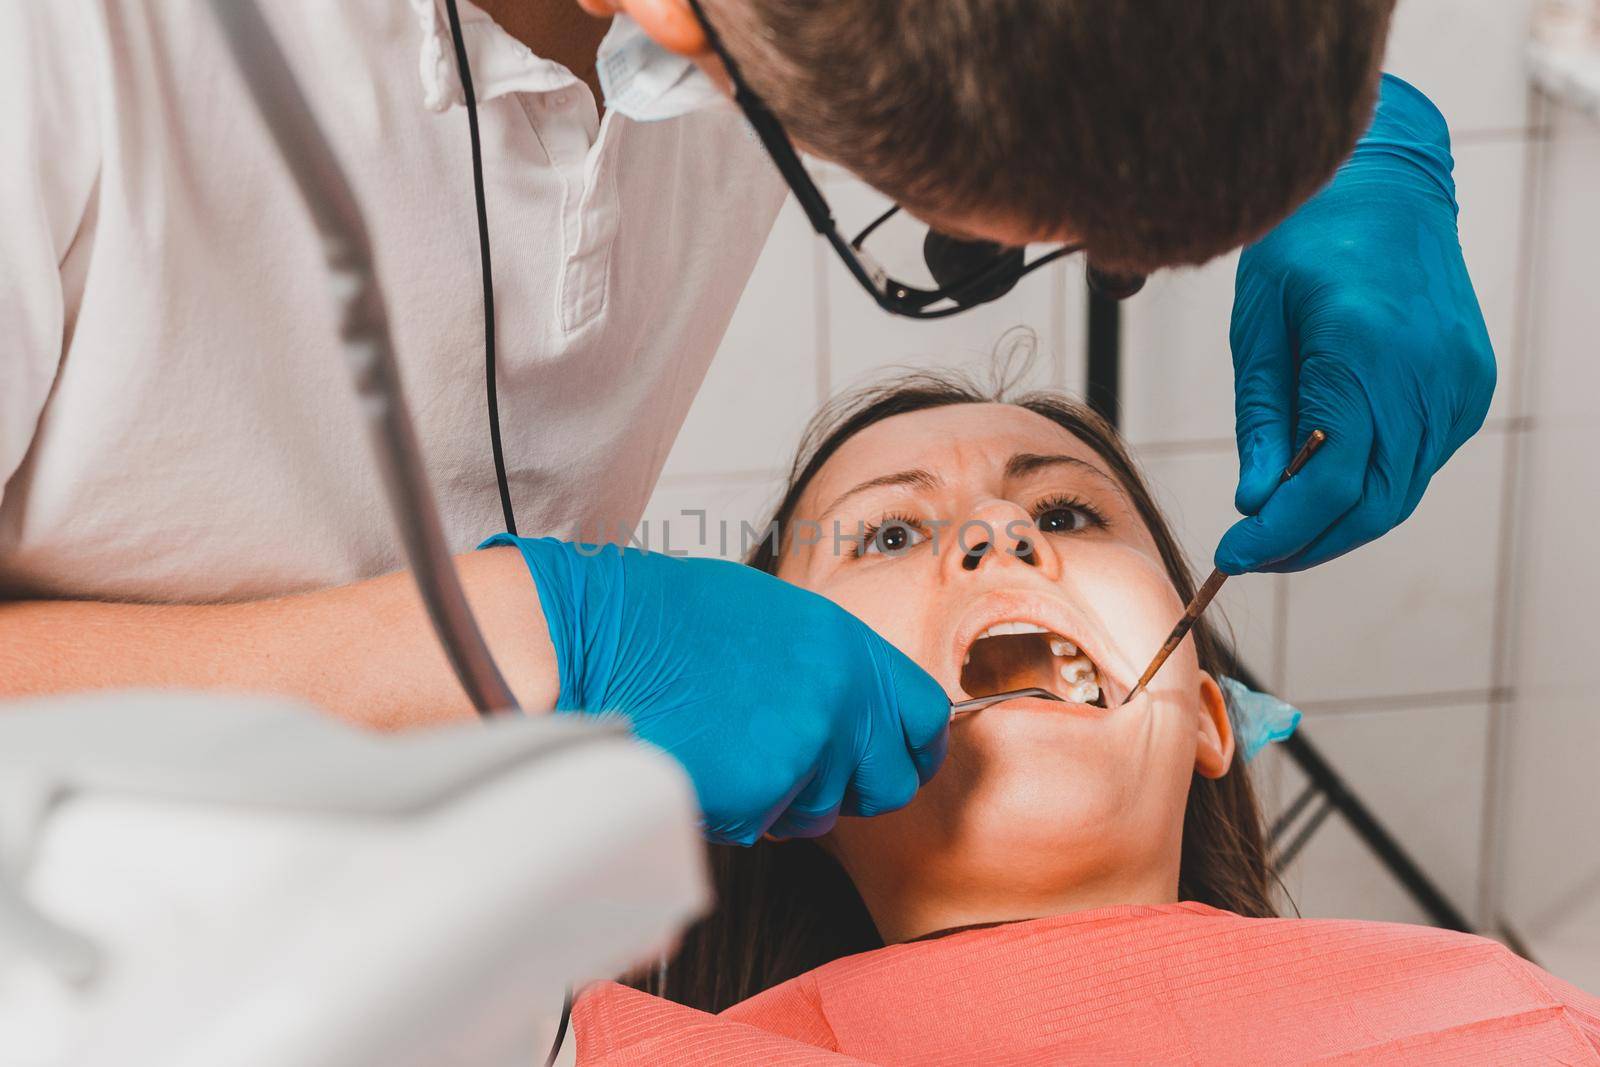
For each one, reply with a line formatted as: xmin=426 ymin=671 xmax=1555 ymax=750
xmin=942 ymin=501 xmax=1061 ymax=582
xmin=961 ymin=538 xmax=1034 ymax=570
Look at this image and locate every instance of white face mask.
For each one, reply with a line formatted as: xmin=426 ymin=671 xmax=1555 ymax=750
xmin=596 ymin=14 xmax=727 ymax=122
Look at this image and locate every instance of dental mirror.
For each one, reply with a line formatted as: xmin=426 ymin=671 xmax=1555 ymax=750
xmin=950 ymin=688 xmax=1066 ymax=719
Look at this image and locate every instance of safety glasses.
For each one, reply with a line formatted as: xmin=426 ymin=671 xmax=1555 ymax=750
xmin=683 ymin=0 xmax=1146 ymax=318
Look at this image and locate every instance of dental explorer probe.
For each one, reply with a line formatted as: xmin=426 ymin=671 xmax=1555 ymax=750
xmin=1119 ymin=429 xmax=1327 ymax=708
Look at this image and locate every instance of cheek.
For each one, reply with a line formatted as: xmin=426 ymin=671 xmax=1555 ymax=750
xmin=1047 ymin=541 xmax=1189 ymax=676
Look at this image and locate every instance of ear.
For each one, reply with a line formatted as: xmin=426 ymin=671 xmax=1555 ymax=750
xmin=1193 ymin=673 xmax=1235 ymax=779
xmin=617 ymin=0 xmax=710 ymax=57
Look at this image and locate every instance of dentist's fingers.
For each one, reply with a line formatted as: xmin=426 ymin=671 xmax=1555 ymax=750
xmin=1256 ymin=417 xmax=1429 ymax=573
xmin=880 ymin=640 xmax=951 ymax=783
xmin=843 ymin=751 xmax=921 ymax=820
xmin=1215 ymin=362 xmax=1376 ymax=574
xmin=1229 ymin=266 xmax=1298 ymax=517
xmin=766 ymin=744 xmax=852 ymax=839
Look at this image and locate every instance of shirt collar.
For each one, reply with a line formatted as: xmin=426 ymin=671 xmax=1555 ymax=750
xmin=411 ymin=0 xmax=583 ymax=112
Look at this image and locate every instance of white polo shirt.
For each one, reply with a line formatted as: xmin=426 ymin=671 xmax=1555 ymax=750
xmin=0 ymin=0 xmax=785 ymax=603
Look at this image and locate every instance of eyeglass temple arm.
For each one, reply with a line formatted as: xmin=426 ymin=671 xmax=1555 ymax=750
xmin=685 ymin=0 xmax=834 ymax=231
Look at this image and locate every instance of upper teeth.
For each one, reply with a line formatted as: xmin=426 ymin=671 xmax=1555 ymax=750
xmin=965 ymin=622 xmax=1105 ymax=704
xmin=978 ymin=621 xmax=1049 ymax=638
xmin=1049 ymin=637 xmax=1102 ymax=703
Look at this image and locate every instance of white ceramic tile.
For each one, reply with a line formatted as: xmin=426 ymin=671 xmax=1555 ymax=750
xmin=822 ymin=177 xmax=1083 ymax=400
xmin=1518 ymin=103 xmax=1600 ymax=430
xmin=1120 ymin=136 xmax=1529 ymax=443
xmin=1281 ymin=426 xmax=1508 ymax=704
xmin=1522 ymin=891 xmax=1600 ymax=993
xmin=1120 ymin=253 xmax=1239 ymax=448
xmin=1454 ymin=138 xmax=1532 ymax=420
xmin=1272 ymin=806 xmax=1436 ymax=926
xmin=1137 ymin=446 xmax=1283 ymax=689
xmin=1495 ymin=101 xmax=1600 ymax=946
xmin=1265 ymin=702 xmax=1490 ymax=924
xmin=1384 ymin=0 xmax=1537 ymax=134
xmin=659 ymin=197 xmax=822 ymax=479
xmin=639 ymin=476 xmax=785 ymax=561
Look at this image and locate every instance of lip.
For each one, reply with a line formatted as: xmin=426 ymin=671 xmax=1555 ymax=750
xmin=946 ymin=589 xmax=1129 ymax=706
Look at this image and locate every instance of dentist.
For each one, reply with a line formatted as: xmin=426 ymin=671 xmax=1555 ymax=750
xmin=0 ymin=0 xmax=1491 ymax=845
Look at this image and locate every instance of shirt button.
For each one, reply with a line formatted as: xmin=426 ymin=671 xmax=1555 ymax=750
xmin=551 ymin=92 xmax=570 ymax=107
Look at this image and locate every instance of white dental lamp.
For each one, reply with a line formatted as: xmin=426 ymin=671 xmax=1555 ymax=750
xmin=0 ymin=3 xmax=707 ymax=1063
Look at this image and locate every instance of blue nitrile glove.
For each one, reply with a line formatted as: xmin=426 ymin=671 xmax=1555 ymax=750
xmin=483 ymin=535 xmax=950 ymax=846
xmin=1218 ymin=74 xmax=1496 ymax=574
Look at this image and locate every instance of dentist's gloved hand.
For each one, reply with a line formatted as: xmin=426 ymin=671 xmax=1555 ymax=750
xmin=1218 ymin=74 xmax=1495 ymax=575
xmin=484 ymin=535 xmax=950 ymax=846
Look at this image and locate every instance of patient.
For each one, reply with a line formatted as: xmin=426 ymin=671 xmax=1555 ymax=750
xmin=573 ymin=373 xmax=1600 ymax=1064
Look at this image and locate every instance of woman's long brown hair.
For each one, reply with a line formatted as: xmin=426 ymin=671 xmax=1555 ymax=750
xmin=634 ymin=370 xmax=1278 ymax=1014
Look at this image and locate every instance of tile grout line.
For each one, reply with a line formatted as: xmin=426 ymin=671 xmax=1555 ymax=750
xmin=1271 ymin=573 xmax=1289 ymax=694
xmin=1477 ymin=88 xmax=1552 ymax=930
xmin=1297 ymin=687 xmax=1512 ymax=716
xmin=1451 ymin=126 xmax=1540 ymax=145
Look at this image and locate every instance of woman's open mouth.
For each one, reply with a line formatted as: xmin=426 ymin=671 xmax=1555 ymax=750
xmin=959 ymin=622 xmax=1109 ymax=708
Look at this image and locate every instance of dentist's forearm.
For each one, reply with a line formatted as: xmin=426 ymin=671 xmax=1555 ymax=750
xmin=0 ymin=546 xmax=560 ymax=728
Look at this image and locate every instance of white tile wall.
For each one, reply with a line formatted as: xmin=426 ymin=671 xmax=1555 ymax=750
xmin=1455 ymin=137 xmax=1533 ymax=421
xmin=1386 ymin=0 xmax=1538 ymax=134
xmin=644 ymin=0 xmax=1559 ymax=939
xmin=1494 ymin=99 xmax=1600 ymax=982
xmin=1121 ymin=255 xmax=1239 ymax=448
xmin=1525 ymin=893 xmax=1600 ymax=994
xmin=1281 ymin=426 xmax=1509 ymax=705
xmin=1261 ymin=702 xmax=1490 ymax=924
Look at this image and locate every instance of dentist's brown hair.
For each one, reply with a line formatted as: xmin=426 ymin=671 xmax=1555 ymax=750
xmin=700 ymin=0 xmax=1395 ymax=272
xmin=639 ymin=370 xmax=1277 ymax=1013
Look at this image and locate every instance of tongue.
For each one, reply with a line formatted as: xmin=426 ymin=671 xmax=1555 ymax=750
xmin=960 ymin=633 xmax=1060 ymax=698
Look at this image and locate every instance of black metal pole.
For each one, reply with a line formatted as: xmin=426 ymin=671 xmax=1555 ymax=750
xmin=1231 ymin=657 xmax=1475 ymax=933
xmin=1277 ymin=732 xmax=1475 ymax=931
xmin=1086 ymin=288 xmax=1121 ymax=425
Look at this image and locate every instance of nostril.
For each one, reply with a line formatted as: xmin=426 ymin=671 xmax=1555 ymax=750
xmin=1013 ymin=538 xmax=1038 ymax=566
xmin=961 ymin=542 xmax=989 ymax=571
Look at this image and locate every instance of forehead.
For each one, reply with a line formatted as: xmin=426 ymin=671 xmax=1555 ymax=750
xmin=799 ymin=402 xmax=1108 ymax=512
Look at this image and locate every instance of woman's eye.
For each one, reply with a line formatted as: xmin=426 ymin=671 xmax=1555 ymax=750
xmin=1036 ymin=504 xmax=1096 ymax=534
xmin=863 ymin=520 xmax=924 ymax=556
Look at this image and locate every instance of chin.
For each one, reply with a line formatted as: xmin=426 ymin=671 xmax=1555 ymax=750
xmin=928 ymin=736 xmax=1128 ymax=842
xmin=930 ymin=718 xmax=1184 ymax=853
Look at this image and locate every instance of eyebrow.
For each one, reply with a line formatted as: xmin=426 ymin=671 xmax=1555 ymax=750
xmin=821 ymin=468 xmax=944 ymax=520
xmin=1004 ymin=452 xmax=1124 ymax=494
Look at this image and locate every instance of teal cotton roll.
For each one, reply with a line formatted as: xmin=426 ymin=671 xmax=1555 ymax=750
xmin=1218 ymin=677 xmax=1303 ymax=762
